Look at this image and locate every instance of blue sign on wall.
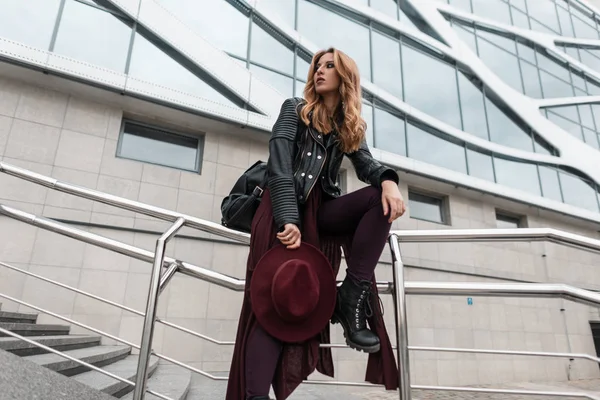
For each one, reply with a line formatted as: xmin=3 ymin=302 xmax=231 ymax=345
xmin=467 ymin=297 xmax=473 ymax=305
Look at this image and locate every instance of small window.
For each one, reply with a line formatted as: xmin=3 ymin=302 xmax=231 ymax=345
xmin=408 ymin=190 xmax=447 ymax=224
xmin=117 ymin=121 xmax=203 ymax=172
xmin=495 ymin=211 xmax=524 ymax=229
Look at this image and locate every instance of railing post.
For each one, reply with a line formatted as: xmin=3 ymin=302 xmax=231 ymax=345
xmin=388 ymin=234 xmax=412 ymax=400
xmin=132 ymin=217 xmax=185 ymax=400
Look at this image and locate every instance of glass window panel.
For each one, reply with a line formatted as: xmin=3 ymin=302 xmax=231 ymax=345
xmin=529 ymin=18 xmax=560 ymax=35
xmin=547 ymin=104 xmax=579 ymax=121
xmin=128 ymin=33 xmax=236 ymax=106
xmin=296 ymin=55 xmax=311 ymax=81
xmin=477 ymin=39 xmax=523 ymax=92
xmin=406 ymin=122 xmax=467 ymax=174
xmin=298 ymin=1 xmax=371 ymax=80
xmin=534 ymin=137 xmax=553 ymax=155
xmin=0 ymin=0 xmax=61 ymax=49
xmin=362 ymin=103 xmax=374 ymax=146
xmin=485 ymin=96 xmax=534 ymax=151
xmin=155 ymin=0 xmax=248 ymax=58
xmin=539 ymin=71 xmax=574 ymax=98
xmin=510 ymin=0 xmax=527 ymax=12
xmin=471 ymin=0 xmax=512 ymax=25
xmin=402 ymin=45 xmax=462 ymax=129
xmin=476 ymin=29 xmax=516 ymax=53
xmin=250 ymin=23 xmax=294 ymax=74
xmin=516 ymin=41 xmax=536 ymax=63
xmin=586 ymin=78 xmax=600 ymax=95
xmin=520 ymin=61 xmax=543 ymax=98
xmin=452 ymin=23 xmax=478 ymax=52
xmin=578 ymin=104 xmax=595 ymax=129
xmin=535 ymin=49 xmax=571 ymax=81
xmin=564 ymin=46 xmax=581 ymax=61
xmin=249 ymin=64 xmax=294 ymax=97
xmin=408 ymin=192 xmax=445 ymax=224
xmin=494 ymin=157 xmax=541 ymax=196
xmin=457 ymin=73 xmax=489 ymax=139
xmin=258 ymin=0 xmax=296 ymax=28
xmin=374 ymin=107 xmax=406 ymax=156
xmin=583 ymin=127 xmax=600 ymax=149
xmin=371 ymin=0 xmax=398 ymax=18
xmin=53 ymin=0 xmax=131 ymax=72
xmin=539 ymin=165 xmax=563 ymax=202
xmin=496 ymin=214 xmax=521 ymax=229
xmin=295 ymin=80 xmax=306 ymax=97
xmin=559 ymin=172 xmax=599 ymax=212
xmin=556 ymin=4 xmax=575 ymax=36
xmin=592 ymin=104 xmax=600 ymax=129
xmin=511 ymin=8 xmax=531 ymax=30
xmin=526 ymin=0 xmax=560 ymax=32
xmin=572 ymin=16 xmax=600 ymax=39
xmin=118 ymin=122 xmax=200 ymax=172
xmin=372 ymin=32 xmax=403 ymax=100
xmin=546 ymin=111 xmax=584 ymax=140
xmin=449 ymin=0 xmax=472 ymax=12
xmin=467 ymin=149 xmax=495 ymax=182
xmin=579 ymin=49 xmax=600 ymax=72
xmin=570 ymin=71 xmax=587 ymax=91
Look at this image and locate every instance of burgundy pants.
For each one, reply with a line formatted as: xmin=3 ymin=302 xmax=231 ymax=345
xmin=245 ymin=186 xmax=392 ymax=398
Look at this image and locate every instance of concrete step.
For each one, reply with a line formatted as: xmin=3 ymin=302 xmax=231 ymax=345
xmin=72 ymin=354 xmax=159 ymax=397
xmin=121 ymin=364 xmax=192 ymax=400
xmin=0 ymin=348 xmax=115 ymax=400
xmin=0 ymin=310 xmax=38 ymax=324
xmin=0 ymin=334 xmax=101 ymax=356
xmin=23 ymin=345 xmax=131 ymax=377
xmin=0 ymin=322 xmax=70 ymax=336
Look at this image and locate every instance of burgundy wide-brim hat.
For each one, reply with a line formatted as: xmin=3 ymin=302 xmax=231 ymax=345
xmin=250 ymin=242 xmax=336 ymax=343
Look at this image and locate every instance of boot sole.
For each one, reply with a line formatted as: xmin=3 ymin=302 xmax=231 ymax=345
xmin=330 ymin=317 xmax=381 ymax=354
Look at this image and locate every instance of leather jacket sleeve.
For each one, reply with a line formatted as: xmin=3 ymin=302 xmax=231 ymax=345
xmin=267 ymin=98 xmax=302 ymax=230
xmin=347 ymin=139 xmax=400 ymax=188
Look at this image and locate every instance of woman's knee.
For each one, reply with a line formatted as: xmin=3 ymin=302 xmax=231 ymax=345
xmin=358 ymin=186 xmax=382 ymax=208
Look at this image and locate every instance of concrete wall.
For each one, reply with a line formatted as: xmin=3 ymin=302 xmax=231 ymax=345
xmin=1 ymin=75 xmax=600 ymax=387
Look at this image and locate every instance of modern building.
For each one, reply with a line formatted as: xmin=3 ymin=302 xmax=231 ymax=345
xmin=1 ymin=0 xmax=600 ymax=395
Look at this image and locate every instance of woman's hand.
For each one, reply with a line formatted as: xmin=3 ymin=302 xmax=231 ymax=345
xmin=381 ymin=181 xmax=406 ymax=223
xmin=277 ymin=223 xmax=302 ymax=249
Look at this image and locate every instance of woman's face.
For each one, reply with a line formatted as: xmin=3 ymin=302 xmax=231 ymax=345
xmin=314 ymin=52 xmax=341 ymax=96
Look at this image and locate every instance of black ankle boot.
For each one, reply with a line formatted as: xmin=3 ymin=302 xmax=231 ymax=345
xmin=331 ymin=277 xmax=380 ymax=353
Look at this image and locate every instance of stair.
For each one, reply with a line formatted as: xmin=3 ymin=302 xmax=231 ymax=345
xmin=0 ymin=302 xmax=192 ymax=399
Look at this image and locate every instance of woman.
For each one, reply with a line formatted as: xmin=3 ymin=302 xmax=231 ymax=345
xmin=226 ymin=47 xmax=406 ymax=400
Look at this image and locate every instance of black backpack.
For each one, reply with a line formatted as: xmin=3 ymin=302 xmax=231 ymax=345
xmin=220 ymin=98 xmax=305 ymax=233
xmin=220 ymin=160 xmax=268 ymax=233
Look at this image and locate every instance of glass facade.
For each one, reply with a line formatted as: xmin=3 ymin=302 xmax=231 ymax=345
xmin=1 ymin=0 xmax=599 ymax=215
xmin=437 ymin=0 xmax=600 ymax=39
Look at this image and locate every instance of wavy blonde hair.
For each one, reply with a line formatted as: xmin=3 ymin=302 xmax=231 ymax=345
xmin=300 ymin=48 xmax=366 ymax=153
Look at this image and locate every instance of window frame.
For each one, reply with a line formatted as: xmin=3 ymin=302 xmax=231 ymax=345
xmin=116 ymin=119 xmax=205 ymax=174
xmin=407 ymin=189 xmax=450 ymax=225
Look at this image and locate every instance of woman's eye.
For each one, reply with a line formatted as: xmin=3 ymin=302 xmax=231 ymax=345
xmin=327 ymin=63 xmax=334 ymax=68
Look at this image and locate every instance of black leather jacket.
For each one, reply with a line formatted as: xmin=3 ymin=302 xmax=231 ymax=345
xmin=267 ymin=98 xmax=399 ymax=230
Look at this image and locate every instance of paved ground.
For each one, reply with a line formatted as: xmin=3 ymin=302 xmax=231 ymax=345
xmin=190 ymin=374 xmax=600 ymax=399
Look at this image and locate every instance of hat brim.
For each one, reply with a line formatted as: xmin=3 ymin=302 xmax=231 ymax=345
xmin=250 ymin=242 xmax=336 ymax=343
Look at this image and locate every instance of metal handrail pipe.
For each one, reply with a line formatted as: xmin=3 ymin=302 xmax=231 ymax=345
xmin=409 ymin=346 xmax=600 ymax=363
xmin=4 ymin=161 xmax=600 ymax=253
xmin=0 ymin=203 xmax=393 ymax=294
xmin=134 ymin=218 xmax=185 ymax=400
xmin=412 ymin=384 xmax=600 ymax=399
xmin=0 ymin=292 xmax=140 ymax=349
xmin=0 ymin=327 xmax=174 ymax=400
xmin=0 ymin=162 xmax=251 ymax=244
xmin=404 ymin=281 xmax=600 ymax=308
xmin=0 ymin=261 xmax=145 ymax=317
xmin=159 ymin=262 xmax=179 ymax=294
xmin=390 ymin=228 xmax=600 ymax=253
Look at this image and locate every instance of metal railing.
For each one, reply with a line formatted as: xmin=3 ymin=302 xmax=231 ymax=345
xmin=2 ymin=160 xmax=600 ymax=399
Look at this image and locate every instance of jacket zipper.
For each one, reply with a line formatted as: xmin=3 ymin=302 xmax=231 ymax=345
xmin=305 ymin=127 xmax=327 ymax=200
